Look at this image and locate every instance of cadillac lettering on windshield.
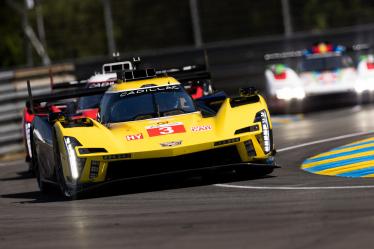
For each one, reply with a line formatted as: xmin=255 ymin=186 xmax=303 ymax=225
xmin=120 ymin=85 xmax=180 ymax=97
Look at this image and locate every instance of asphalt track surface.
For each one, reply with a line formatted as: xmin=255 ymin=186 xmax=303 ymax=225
xmin=2 ymin=105 xmax=374 ymax=249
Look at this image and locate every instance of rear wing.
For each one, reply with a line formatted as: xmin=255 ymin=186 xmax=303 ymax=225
xmin=156 ymin=65 xmax=211 ymax=83
xmin=51 ymin=79 xmax=88 ymax=90
xmin=264 ymin=51 xmax=303 ymax=61
xmin=52 ymin=61 xmax=210 ymax=90
xmin=115 ymin=64 xmax=211 ymax=84
xmin=47 ymin=64 xmax=210 ymax=108
xmin=26 ymin=80 xmax=107 ymax=114
xmin=51 ymin=78 xmax=117 ymax=90
xmin=51 ymin=60 xmax=133 ymax=90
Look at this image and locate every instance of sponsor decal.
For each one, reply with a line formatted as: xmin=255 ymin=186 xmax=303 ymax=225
xmin=126 ymin=133 xmax=143 ymax=141
xmin=156 ymin=121 xmax=169 ymax=125
xmin=146 ymin=122 xmax=186 ymax=137
xmin=318 ymin=72 xmax=337 ymax=84
xmin=191 ymin=125 xmax=212 ymax=132
xmin=160 ymin=140 xmax=182 ymax=147
xmin=120 ymin=85 xmax=180 ymax=97
xmin=88 ymin=81 xmax=115 ymax=88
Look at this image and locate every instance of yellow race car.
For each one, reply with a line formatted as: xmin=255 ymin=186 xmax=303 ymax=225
xmin=28 ymin=67 xmax=277 ymax=198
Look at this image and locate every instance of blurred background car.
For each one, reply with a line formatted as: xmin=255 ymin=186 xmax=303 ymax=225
xmin=264 ymin=42 xmax=360 ymax=112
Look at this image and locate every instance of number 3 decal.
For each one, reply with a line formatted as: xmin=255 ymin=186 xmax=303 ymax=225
xmin=146 ymin=123 xmax=186 ymax=137
xmin=159 ymin=126 xmax=174 ymax=134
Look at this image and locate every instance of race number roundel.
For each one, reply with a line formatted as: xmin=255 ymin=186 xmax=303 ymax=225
xmin=146 ymin=122 xmax=186 ymax=137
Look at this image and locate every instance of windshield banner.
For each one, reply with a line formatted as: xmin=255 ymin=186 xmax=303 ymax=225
xmin=120 ymin=85 xmax=181 ymax=97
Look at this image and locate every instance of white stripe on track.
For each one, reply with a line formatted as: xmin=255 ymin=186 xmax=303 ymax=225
xmin=214 ymin=183 xmax=374 ymax=190
xmin=277 ymin=131 xmax=374 ymax=153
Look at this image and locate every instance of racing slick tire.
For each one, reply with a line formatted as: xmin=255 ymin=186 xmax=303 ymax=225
xmin=30 ymin=135 xmax=55 ymax=194
xmin=26 ymin=155 xmax=35 ymax=175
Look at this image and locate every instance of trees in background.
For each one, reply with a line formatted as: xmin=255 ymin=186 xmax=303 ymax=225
xmin=0 ymin=1 xmax=26 ymax=67
xmin=2 ymin=0 xmax=374 ymax=68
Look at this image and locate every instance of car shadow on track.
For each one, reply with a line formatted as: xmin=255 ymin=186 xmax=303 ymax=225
xmin=2 ymin=191 xmax=66 ymax=203
xmin=1 ymin=168 xmax=276 ymax=203
xmin=0 ymin=170 xmax=34 ymax=181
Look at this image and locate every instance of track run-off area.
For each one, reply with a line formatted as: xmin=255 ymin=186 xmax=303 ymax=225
xmin=2 ymin=105 xmax=374 ymax=249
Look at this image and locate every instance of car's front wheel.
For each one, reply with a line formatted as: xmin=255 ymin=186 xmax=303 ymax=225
xmin=30 ymin=135 xmax=55 ymax=194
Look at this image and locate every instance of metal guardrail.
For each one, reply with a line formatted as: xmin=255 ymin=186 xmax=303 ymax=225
xmin=0 ymin=80 xmax=23 ymax=156
xmin=0 ymin=64 xmax=75 ymax=157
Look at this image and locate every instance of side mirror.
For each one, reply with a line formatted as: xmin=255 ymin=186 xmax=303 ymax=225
xmin=239 ymin=87 xmax=258 ymax=97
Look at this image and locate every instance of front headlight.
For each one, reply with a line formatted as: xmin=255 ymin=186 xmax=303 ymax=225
xmin=254 ymin=110 xmax=272 ymax=154
xmin=63 ymin=137 xmax=85 ymax=180
xmin=25 ymin=123 xmax=32 ymax=158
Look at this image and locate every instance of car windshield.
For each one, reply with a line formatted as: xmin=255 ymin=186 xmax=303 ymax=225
xmin=100 ymin=84 xmax=196 ymax=123
xmin=77 ymin=94 xmax=103 ymax=110
xmin=300 ymin=55 xmax=353 ymax=72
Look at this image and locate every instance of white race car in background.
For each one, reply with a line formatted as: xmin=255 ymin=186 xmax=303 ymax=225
xmin=265 ymin=42 xmax=365 ymax=112
xmin=356 ymin=54 xmax=374 ymax=93
xmin=265 ymin=63 xmax=305 ymax=101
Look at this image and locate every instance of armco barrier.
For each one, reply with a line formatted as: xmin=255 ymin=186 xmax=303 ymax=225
xmin=0 ymin=64 xmax=75 ymax=157
xmin=0 ymin=79 xmax=23 ymax=157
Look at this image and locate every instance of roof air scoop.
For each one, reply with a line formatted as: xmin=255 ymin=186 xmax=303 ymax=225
xmin=116 ymin=68 xmax=156 ymax=82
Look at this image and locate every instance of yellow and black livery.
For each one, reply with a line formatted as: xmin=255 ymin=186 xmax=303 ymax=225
xmin=29 ymin=66 xmax=278 ymax=197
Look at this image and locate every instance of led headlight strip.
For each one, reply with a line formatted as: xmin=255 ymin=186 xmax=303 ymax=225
xmin=255 ymin=110 xmax=271 ymax=154
xmin=25 ymin=123 xmax=32 ymax=158
xmin=64 ymin=137 xmax=84 ymax=180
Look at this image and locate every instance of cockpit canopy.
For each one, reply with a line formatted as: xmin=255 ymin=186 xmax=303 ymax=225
xmin=99 ymin=84 xmax=196 ymax=124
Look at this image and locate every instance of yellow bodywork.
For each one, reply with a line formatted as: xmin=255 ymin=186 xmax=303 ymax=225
xmin=54 ymin=76 xmax=273 ymax=184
